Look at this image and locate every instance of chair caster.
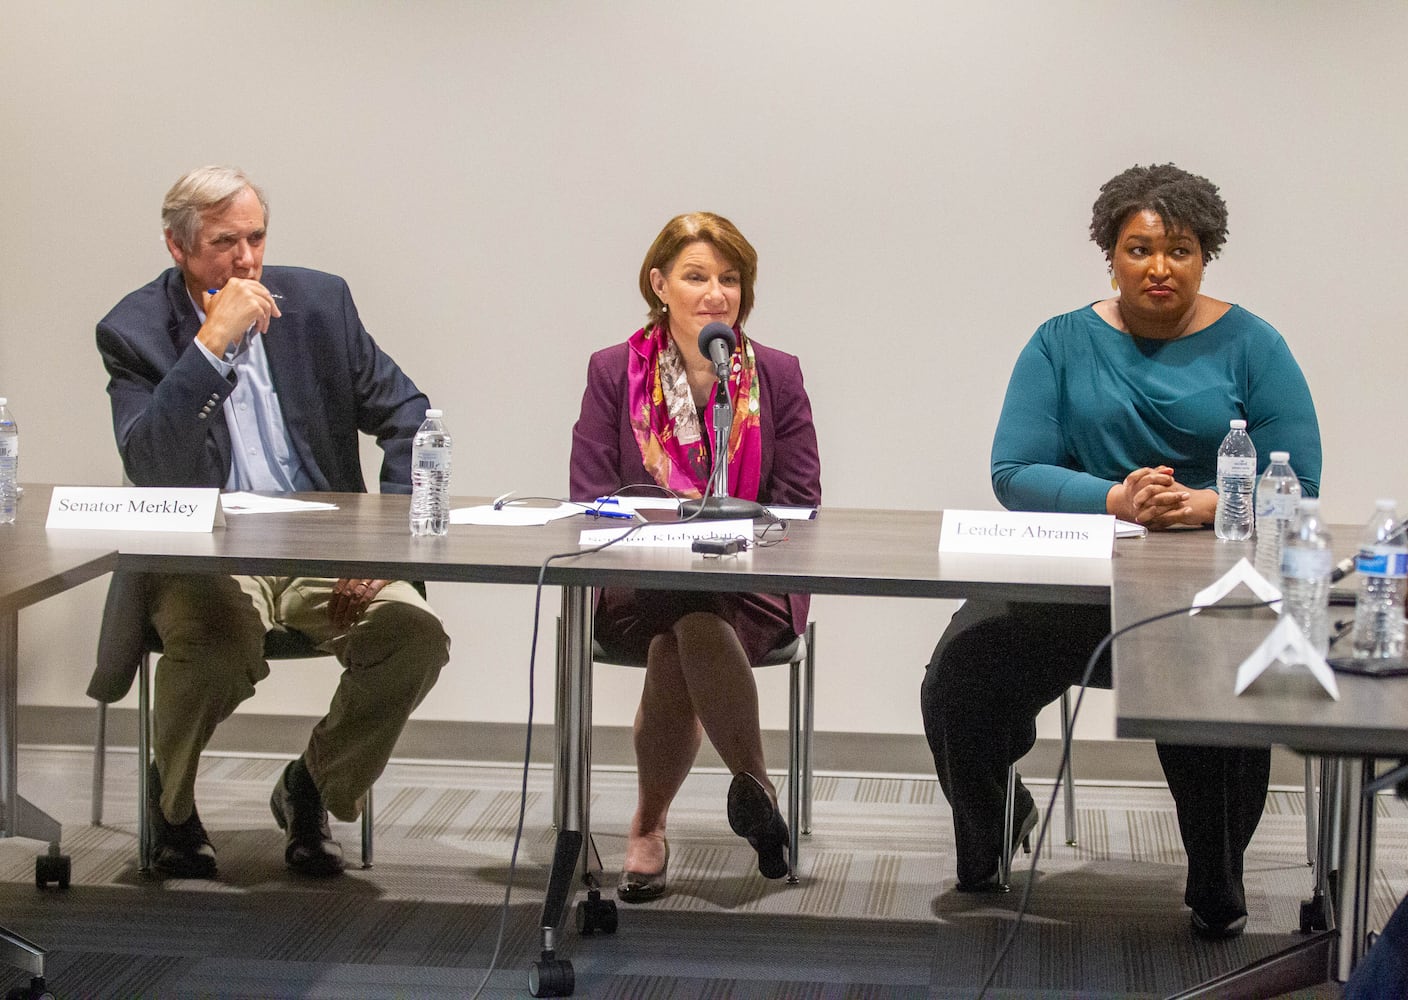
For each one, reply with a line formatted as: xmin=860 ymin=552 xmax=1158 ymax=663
xmin=35 ymin=853 xmax=70 ymax=890
xmin=575 ymin=889 xmax=617 ymax=936
xmin=5 ymin=977 xmax=55 ymax=1000
xmin=528 ymin=951 xmax=574 ymax=997
xmin=1299 ymin=895 xmax=1331 ymax=933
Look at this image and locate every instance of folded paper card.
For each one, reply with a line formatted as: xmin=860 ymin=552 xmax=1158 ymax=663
xmin=939 ymin=509 xmax=1115 ymax=559
xmin=47 ymin=486 xmax=224 ymax=532
xmin=1189 ymin=558 xmax=1282 ymax=615
xmin=1234 ymin=614 xmax=1340 ymax=699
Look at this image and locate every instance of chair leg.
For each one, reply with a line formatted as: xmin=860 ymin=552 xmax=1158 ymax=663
xmin=1060 ymin=688 xmax=1077 ymax=847
xmin=91 ymin=702 xmax=107 ymax=826
xmin=999 ymin=764 xmax=1017 ymax=888
xmin=137 ymin=651 xmax=152 ymax=872
xmin=786 ymin=658 xmax=801 ymax=883
xmin=1304 ymin=755 xmax=1317 ymax=867
xmin=360 ymin=784 xmax=374 ymax=869
xmin=801 ymin=621 xmax=815 ymax=836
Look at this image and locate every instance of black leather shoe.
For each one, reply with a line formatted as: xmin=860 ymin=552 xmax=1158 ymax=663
xmin=269 ymin=757 xmax=344 ymax=877
xmin=1191 ymin=910 xmax=1248 ymax=940
xmin=147 ymin=761 xmax=218 ymax=879
xmin=955 ymin=801 xmax=1039 ymax=893
xmin=617 ymin=838 xmax=669 ymax=903
xmin=727 ymin=772 xmax=790 ymax=880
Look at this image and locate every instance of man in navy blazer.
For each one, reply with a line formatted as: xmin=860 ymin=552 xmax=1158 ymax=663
xmin=95 ymin=165 xmax=450 ymax=879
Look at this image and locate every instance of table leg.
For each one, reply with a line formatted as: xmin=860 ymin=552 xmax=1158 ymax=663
xmin=531 ymin=585 xmax=600 ymax=997
xmin=1336 ymin=757 xmax=1375 ymax=979
xmin=0 ymin=611 xmax=50 ymax=982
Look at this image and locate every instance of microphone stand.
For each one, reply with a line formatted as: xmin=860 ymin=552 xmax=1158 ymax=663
xmin=680 ymin=360 xmax=766 ymax=521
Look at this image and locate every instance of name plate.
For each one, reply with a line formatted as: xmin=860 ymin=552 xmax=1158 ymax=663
xmin=939 ymin=509 xmax=1114 ymax=559
xmin=580 ymin=518 xmax=753 ymax=549
xmin=47 ymin=486 xmax=224 ymax=532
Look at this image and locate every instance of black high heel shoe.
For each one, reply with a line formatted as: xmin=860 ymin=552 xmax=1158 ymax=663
xmin=727 ymin=772 xmax=790 ymax=880
xmin=956 ymin=801 xmax=1039 ymax=893
xmin=617 ymin=838 xmax=669 ymax=903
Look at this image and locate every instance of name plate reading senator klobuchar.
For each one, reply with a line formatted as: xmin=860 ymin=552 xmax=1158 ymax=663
xmin=47 ymin=486 xmax=224 ymax=532
xmin=938 ymin=509 xmax=1115 ymax=559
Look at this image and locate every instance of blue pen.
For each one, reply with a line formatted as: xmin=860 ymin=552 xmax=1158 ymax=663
xmin=589 ymin=498 xmax=636 ymax=519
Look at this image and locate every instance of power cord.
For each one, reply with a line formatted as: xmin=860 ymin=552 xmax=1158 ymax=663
xmin=974 ymin=597 xmax=1277 ymax=1000
xmin=467 ymin=518 xmax=651 ymax=998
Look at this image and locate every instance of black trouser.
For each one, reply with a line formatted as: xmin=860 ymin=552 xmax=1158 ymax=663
xmin=919 ymin=598 xmax=1269 ymax=920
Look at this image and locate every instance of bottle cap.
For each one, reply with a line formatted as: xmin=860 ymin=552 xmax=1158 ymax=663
xmin=425 ymin=408 xmax=443 ymax=419
xmin=1299 ymin=498 xmax=1320 ymax=511
xmin=1269 ymin=451 xmax=1289 ymax=462
xmin=1229 ymin=419 xmax=1247 ymax=429
xmin=0 ymin=397 xmax=7 ymax=405
xmin=1376 ymin=498 xmax=1396 ymax=510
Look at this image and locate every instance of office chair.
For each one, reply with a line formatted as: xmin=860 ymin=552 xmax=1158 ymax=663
xmin=90 ymin=579 xmax=374 ymax=871
xmin=559 ymin=620 xmax=816 ymax=883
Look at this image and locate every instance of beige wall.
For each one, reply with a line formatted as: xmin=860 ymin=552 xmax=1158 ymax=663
xmin=2 ymin=1 xmax=1405 ymax=745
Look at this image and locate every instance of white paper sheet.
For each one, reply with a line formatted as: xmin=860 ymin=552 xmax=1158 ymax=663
xmin=220 ymin=492 xmax=339 ymax=514
xmin=451 ymin=502 xmax=582 ymax=526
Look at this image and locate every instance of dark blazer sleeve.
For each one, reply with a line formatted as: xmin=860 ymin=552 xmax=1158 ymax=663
xmin=96 ymin=271 xmax=238 ymax=487
xmin=569 ymin=343 xmax=636 ymax=501
xmin=262 ymin=269 xmax=429 ymax=495
xmin=753 ymin=346 xmax=822 ymax=508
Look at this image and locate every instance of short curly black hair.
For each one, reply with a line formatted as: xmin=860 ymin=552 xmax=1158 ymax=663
xmin=1089 ymin=163 xmax=1228 ymax=265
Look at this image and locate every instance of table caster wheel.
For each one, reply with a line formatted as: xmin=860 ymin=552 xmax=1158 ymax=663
xmin=35 ymin=853 xmax=70 ymax=889
xmin=6 ymin=976 xmax=55 ymax=1000
xmin=576 ymin=890 xmax=617 ymax=936
xmin=528 ymin=954 xmax=574 ymax=997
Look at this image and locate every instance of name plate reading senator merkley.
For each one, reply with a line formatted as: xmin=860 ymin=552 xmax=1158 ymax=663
xmin=47 ymin=487 xmax=225 ymax=532
xmin=580 ymin=518 xmax=753 ymax=549
xmin=939 ymin=509 xmax=1114 ymax=559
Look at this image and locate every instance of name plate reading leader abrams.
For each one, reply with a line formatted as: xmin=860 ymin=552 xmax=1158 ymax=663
xmin=939 ymin=509 xmax=1115 ymax=559
xmin=47 ymin=486 xmax=225 ymax=533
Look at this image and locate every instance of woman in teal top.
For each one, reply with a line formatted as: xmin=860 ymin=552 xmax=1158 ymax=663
xmin=992 ymin=302 xmax=1321 ymax=512
xmin=921 ymin=163 xmax=1321 ymax=941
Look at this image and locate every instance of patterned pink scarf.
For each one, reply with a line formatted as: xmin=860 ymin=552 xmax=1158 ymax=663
xmin=625 ymin=324 xmax=762 ymax=500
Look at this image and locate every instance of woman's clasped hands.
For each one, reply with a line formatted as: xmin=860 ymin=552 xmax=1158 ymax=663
xmin=1111 ymin=465 xmax=1217 ymax=529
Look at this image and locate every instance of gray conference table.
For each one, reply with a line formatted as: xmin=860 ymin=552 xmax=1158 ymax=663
xmin=1 ymin=498 xmax=118 ymax=989
xmin=1113 ymin=527 xmax=1408 ymax=997
xmin=51 ymin=486 xmax=1109 ymax=996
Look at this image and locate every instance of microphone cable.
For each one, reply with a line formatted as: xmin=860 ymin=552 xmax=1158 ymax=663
xmin=467 ymin=519 xmax=653 ymax=999
xmin=974 ymin=597 xmax=1278 ymax=1000
xmin=470 ymin=475 xmax=792 ymax=994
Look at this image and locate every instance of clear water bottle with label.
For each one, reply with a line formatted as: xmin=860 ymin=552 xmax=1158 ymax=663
xmin=1350 ymin=498 xmax=1408 ymax=660
xmin=1280 ymin=498 xmax=1332 ymax=656
xmin=0 ymin=398 xmax=18 ymax=525
xmin=1252 ymin=451 xmax=1300 ymax=581
xmin=409 ymin=408 xmax=451 ymax=537
xmin=1214 ymin=418 xmax=1256 ymax=541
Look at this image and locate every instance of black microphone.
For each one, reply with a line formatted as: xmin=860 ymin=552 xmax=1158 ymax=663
xmin=698 ymin=322 xmax=736 ymax=380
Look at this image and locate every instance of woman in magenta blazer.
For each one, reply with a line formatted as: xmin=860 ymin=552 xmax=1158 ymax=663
xmin=570 ymin=212 xmax=821 ymax=902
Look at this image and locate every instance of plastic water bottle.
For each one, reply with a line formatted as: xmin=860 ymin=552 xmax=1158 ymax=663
xmin=1280 ymin=498 xmax=1332 ymax=656
xmin=1213 ymin=418 xmax=1256 ymax=541
xmin=1350 ymin=499 xmax=1408 ymax=660
xmin=0 ymin=398 xmax=17 ymax=526
xmin=1252 ymin=451 xmax=1300 ymax=582
xmin=409 ymin=408 xmax=451 ymax=537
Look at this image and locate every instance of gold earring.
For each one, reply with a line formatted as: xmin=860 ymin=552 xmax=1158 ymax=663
xmin=1110 ymin=275 xmax=1118 ymax=291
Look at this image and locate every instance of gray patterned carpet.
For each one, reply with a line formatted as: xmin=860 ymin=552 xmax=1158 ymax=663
xmin=1 ymin=748 xmax=1398 ymax=998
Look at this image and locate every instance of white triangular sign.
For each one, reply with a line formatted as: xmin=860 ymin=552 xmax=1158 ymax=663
xmin=1233 ymin=615 xmax=1340 ymax=699
xmin=1190 ymin=558 xmax=1282 ymax=615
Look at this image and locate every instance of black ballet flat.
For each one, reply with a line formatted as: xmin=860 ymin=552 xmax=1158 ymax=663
xmin=955 ymin=801 xmax=1038 ymax=893
xmin=727 ymin=772 xmax=790 ymax=880
xmin=616 ymin=839 xmax=669 ymax=903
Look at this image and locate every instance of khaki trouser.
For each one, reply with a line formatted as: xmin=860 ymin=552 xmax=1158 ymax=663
xmin=147 ymin=574 xmax=450 ymax=823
